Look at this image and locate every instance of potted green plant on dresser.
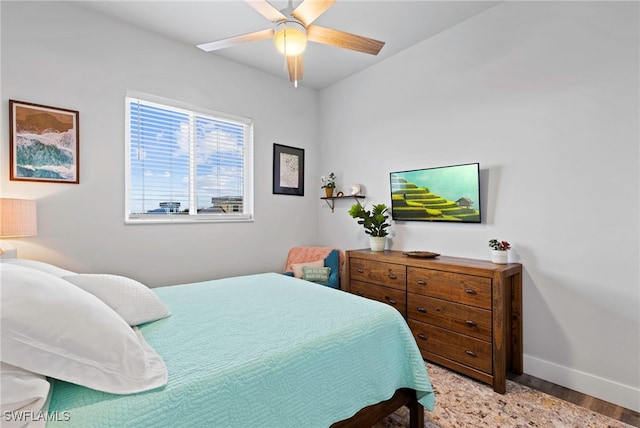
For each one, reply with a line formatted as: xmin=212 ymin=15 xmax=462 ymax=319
xmin=349 ymin=202 xmax=391 ymax=251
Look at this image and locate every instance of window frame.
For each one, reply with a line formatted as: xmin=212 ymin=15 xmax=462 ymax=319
xmin=125 ymin=91 xmax=254 ymax=224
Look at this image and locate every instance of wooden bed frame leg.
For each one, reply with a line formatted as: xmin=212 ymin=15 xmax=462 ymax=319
xmin=408 ymin=392 xmax=424 ymax=428
xmin=329 ymin=388 xmax=424 ymax=428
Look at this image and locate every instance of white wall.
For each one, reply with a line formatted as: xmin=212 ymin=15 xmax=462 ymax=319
xmin=318 ymin=1 xmax=639 ymax=412
xmin=1 ymin=2 xmax=320 ymax=286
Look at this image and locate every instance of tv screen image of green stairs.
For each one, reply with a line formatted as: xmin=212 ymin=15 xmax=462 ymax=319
xmin=390 ymin=176 xmax=480 ymax=222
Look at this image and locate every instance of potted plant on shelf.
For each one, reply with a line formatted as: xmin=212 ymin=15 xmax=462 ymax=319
xmin=488 ymin=239 xmax=511 ymax=264
xmin=349 ymin=202 xmax=391 ymax=251
xmin=321 ymin=172 xmax=336 ymax=198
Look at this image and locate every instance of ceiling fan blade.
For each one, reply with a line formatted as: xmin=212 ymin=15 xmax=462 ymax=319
xmin=245 ymin=0 xmax=287 ymax=22
xmin=291 ymin=0 xmax=336 ymax=26
xmin=197 ymin=29 xmax=273 ymax=52
xmin=287 ymin=55 xmax=304 ymax=83
xmin=307 ymin=25 xmax=385 ymax=55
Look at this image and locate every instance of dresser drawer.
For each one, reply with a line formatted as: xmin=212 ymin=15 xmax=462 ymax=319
xmin=349 ymin=258 xmax=406 ymax=291
xmin=407 ymin=267 xmax=491 ymax=309
xmin=350 ymin=280 xmax=406 ymax=316
xmin=407 ymin=293 xmax=492 ymax=341
xmin=409 ymin=320 xmax=492 ymax=374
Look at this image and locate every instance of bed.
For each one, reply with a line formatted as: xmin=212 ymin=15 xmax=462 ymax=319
xmin=1 ymin=260 xmax=434 ymax=428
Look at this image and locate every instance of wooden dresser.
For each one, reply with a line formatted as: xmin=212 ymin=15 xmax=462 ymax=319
xmin=345 ymin=249 xmax=523 ymax=394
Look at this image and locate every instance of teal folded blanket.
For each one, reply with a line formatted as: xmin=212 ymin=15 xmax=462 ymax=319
xmin=47 ymin=273 xmax=434 ymax=427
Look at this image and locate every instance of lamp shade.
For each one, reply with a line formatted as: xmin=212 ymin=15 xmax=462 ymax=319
xmin=274 ymin=20 xmax=307 ymax=56
xmin=0 ymin=198 xmax=37 ymax=238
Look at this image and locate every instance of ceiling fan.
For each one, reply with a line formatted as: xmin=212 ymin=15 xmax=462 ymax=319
xmin=197 ymin=0 xmax=385 ymax=87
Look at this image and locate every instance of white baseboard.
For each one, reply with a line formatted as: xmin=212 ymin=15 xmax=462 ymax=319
xmin=524 ymin=355 xmax=640 ymax=413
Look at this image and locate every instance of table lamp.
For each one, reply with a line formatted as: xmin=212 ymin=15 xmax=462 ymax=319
xmin=0 ymin=198 xmax=37 ymax=258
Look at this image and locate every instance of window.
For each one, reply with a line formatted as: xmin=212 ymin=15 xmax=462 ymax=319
xmin=125 ymin=92 xmax=253 ymax=223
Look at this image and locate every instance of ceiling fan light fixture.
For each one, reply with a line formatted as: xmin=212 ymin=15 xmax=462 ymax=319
xmin=274 ymin=20 xmax=307 ymax=56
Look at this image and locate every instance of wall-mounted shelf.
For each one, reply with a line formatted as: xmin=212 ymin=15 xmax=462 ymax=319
xmin=321 ymin=195 xmax=365 ymax=213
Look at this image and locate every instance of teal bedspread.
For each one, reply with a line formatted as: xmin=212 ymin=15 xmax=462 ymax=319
xmin=47 ymin=273 xmax=434 ymax=427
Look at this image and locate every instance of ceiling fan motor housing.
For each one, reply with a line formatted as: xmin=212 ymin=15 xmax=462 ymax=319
xmin=274 ymin=19 xmax=307 ymax=56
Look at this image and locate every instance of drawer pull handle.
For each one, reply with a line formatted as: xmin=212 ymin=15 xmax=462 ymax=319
xmin=357 ymin=268 xmax=364 ymax=273
xmin=465 ymin=320 xmax=477 ymax=327
xmin=385 ymin=297 xmax=397 ymax=305
xmin=417 ymin=333 xmax=427 ymax=340
xmin=416 ymin=280 xmax=426 ymax=285
xmin=465 ymin=350 xmax=477 ymax=357
xmin=417 ymin=307 xmax=427 ymax=313
xmin=388 ymin=274 xmax=397 ymax=279
xmin=464 ymin=288 xmax=477 ymax=295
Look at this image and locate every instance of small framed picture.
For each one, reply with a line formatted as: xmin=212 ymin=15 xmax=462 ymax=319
xmin=273 ymin=143 xmax=304 ymax=196
xmin=9 ymin=100 xmax=80 ymax=184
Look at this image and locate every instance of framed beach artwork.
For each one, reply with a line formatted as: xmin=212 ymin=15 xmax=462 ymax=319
xmin=273 ymin=143 xmax=304 ymax=196
xmin=9 ymin=100 xmax=79 ymax=183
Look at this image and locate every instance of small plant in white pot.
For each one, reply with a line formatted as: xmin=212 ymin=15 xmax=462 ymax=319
xmin=488 ymin=239 xmax=511 ymax=264
xmin=349 ymin=203 xmax=391 ymax=251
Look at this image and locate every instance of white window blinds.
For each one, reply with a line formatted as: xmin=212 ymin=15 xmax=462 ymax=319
xmin=125 ymin=93 xmax=253 ymax=223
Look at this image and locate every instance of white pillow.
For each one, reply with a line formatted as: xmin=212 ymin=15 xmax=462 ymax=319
xmin=0 ymin=362 xmax=51 ymax=428
xmin=290 ymin=259 xmax=324 ymax=279
xmin=62 ymin=274 xmax=171 ymax=326
xmin=0 ymin=264 xmax=168 ymax=395
xmin=0 ymin=258 xmax=75 ymax=277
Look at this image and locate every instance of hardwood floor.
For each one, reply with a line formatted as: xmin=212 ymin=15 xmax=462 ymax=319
xmin=507 ymin=372 xmax=640 ymax=427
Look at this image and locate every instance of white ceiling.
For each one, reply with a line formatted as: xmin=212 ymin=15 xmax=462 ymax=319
xmin=74 ymin=1 xmax=501 ymax=90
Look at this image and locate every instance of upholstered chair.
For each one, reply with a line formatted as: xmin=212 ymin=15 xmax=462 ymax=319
xmin=283 ymin=246 xmax=344 ymax=289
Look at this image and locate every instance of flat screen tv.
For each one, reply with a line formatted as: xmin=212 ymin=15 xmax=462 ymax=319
xmin=390 ymin=162 xmax=481 ymax=223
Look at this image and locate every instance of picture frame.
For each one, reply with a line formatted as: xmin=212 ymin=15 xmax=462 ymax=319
xmin=9 ymin=100 xmax=80 ymax=184
xmin=273 ymin=143 xmax=304 ymax=196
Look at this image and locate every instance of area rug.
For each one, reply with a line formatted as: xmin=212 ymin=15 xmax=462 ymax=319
xmin=374 ymin=363 xmax=633 ymax=428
